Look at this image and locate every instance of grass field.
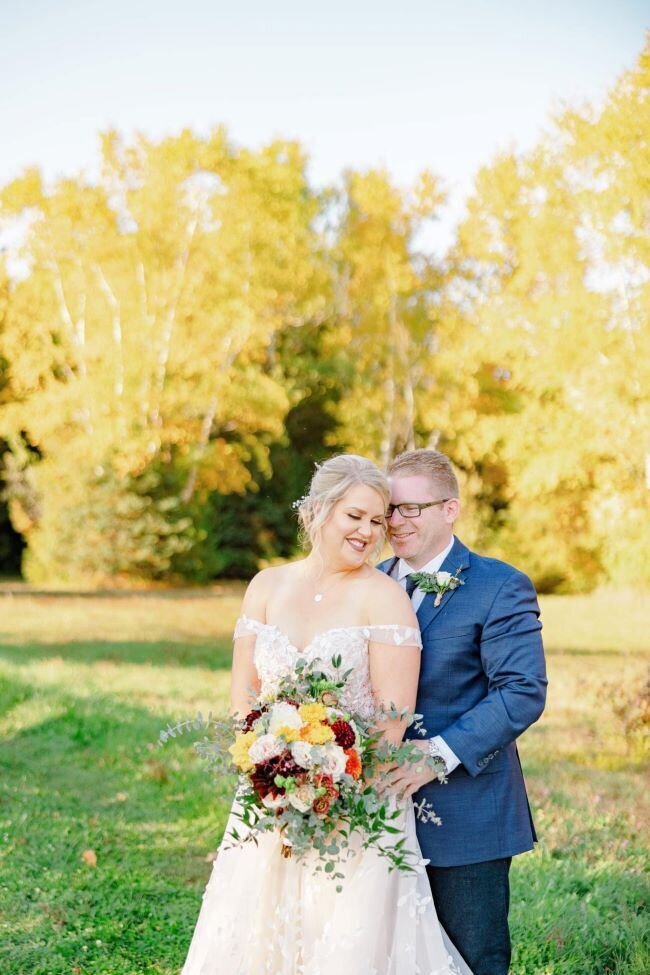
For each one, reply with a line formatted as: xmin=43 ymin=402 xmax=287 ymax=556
xmin=0 ymin=587 xmax=648 ymax=974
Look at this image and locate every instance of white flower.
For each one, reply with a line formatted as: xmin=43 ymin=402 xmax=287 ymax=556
xmin=261 ymin=793 xmax=285 ymax=809
xmin=248 ymin=733 xmax=284 ymax=764
xmin=435 ymin=571 xmax=452 ymax=585
xmin=268 ymin=702 xmax=303 ymax=735
xmin=319 ymin=743 xmax=347 ymax=782
xmin=288 ymin=783 xmax=316 ymax=812
xmin=290 ymin=740 xmax=315 ymax=769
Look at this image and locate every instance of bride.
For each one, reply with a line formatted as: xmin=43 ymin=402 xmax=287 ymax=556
xmin=180 ymin=454 xmax=470 ymax=975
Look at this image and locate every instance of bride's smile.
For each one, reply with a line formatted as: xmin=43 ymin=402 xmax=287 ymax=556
xmin=346 ymin=536 xmax=367 ymax=552
xmin=316 ymin=483 xmax=386 ymax=570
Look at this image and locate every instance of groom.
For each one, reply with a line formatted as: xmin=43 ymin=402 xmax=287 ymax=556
xmin=379 ymin=449 xmax=547 ymax=975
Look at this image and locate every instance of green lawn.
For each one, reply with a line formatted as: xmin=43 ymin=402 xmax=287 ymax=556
xmin=0 ymin=588 xmax=648 ymax=974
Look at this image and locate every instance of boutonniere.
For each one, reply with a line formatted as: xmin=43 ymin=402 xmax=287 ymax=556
xmin=410 ymin=566 xmax=465 ymax=607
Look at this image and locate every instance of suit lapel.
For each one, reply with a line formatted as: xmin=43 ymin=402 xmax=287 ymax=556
xmin=377 ymin=556 xmax=398 ymax=577
xmin=416 ymin=537 xmax=471 ymax=637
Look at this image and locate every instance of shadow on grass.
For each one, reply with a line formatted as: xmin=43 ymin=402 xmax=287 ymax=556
xmin=0 ymin=638 xmax=233 ymax=670
xmin=0 ymin=675 xmax=231 ymax=823
xmin=0 ymin=670 xmax=34 ymax=718
xmin=0 ymin=675 xmax=234 ymax=974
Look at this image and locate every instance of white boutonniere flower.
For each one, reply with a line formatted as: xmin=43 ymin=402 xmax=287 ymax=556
xmin=410 ymin=566 xmax=465 ymax=607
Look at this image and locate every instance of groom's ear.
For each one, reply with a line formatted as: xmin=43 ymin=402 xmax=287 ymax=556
xmin=444 ymin=499 xmax=461 ymax=524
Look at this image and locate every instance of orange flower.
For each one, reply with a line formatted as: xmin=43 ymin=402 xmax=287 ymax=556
xmin=312 ymin=774 xmax=339 ymax=816
xmin=344 ymin=748 xmax=362 ymax=780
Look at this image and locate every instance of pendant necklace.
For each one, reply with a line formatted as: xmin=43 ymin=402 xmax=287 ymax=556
xmin=309 ymin=571 xmax=347 ymax=603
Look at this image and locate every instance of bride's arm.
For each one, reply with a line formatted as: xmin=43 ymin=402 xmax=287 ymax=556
xmin=230 ymin=571 xmax=269 ymax=718
xmin=367 ymin=574 xmax=421 ymax=747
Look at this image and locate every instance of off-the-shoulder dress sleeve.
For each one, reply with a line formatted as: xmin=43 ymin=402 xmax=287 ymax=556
xmin=233 ymin=614 xmax=267 ymax=639
xmin=365 ymin=624 xmax=422 ymax=648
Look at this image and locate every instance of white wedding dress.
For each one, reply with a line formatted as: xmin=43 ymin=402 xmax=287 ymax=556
xmin=180 ymin=617 xmax=471 ymax=975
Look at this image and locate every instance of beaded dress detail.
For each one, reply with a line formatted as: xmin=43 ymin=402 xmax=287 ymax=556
xmin=180 ymin=618 xmax=470 ymax=975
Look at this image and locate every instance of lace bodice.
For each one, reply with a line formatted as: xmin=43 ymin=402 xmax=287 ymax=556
xmin=234 ymin=615 xmax=422 ymax=719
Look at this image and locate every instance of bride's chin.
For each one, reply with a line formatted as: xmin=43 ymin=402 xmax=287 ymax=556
xmin=347 ymin=552 xmax=369 ymax=569
xmin=345 ymin=546 xmax=366 ymax=561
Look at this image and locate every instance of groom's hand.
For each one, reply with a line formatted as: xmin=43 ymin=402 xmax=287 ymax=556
xmin=381 ymin=740 xmax=443 ymax=799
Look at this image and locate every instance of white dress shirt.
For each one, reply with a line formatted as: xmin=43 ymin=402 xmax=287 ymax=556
xmin=393 ymin=535 xmax=461 ymax=773
xmin=395 ymin=537 xmax=455 ymax=612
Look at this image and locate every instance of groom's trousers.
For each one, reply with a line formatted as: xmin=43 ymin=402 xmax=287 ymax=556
xmin=426 ymin=857 xmax=512 ymax=975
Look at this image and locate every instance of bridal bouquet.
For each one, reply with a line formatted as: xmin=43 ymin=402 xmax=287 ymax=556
xmin=160 ymin=655 xmax=442 ymax=885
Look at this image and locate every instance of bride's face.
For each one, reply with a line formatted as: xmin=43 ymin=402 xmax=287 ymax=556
xmin=318 ymin=483 xmax=386 ymax=569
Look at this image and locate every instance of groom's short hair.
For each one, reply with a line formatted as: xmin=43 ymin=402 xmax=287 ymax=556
xmin=388 ymin=449 xmax=459 ymax=498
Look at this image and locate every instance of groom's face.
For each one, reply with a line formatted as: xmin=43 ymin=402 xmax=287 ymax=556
xmin=387 ymin=474 xmax=458 ymax=570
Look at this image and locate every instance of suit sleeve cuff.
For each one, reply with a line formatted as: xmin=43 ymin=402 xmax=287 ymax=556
xmin=431 ymin=735 xmax=461 ymax=773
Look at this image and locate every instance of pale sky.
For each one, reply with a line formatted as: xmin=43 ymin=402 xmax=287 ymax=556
xmin=1 ymin=1 xmax=647 ymax=251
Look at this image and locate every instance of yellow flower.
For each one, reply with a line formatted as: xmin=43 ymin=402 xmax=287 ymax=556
xmin=275 ymin=724 xmax=301 ymax=742
xmin=301 ymin=722 xmax=334 ymax=745
xmin=229 ymin=731 xmax=257 ymax=772
xmin=299 ymin=702 xmax=327 ymax=723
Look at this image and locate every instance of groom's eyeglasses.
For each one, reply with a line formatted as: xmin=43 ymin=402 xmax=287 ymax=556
xmin=386 ymin=499 xmax=451 ymax=518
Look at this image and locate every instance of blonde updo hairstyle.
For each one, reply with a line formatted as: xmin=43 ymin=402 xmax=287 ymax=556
xmin=296 ymin=455 xmax=389 ymax=561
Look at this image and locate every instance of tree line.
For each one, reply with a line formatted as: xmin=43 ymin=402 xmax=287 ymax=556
xmin=0 ymin=39 xmax=647 ymax=591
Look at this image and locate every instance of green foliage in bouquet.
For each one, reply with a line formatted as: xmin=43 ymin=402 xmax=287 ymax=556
xmin=160 ymin=654 xmax=444 ymax=889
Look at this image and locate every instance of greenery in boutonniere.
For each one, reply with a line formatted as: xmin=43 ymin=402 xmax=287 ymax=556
xmin=410 ymin=567 xmax=465 ymax=606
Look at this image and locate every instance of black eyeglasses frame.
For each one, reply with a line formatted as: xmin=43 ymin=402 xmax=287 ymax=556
xmin=385 ymin=499 xmax=451 ymax=519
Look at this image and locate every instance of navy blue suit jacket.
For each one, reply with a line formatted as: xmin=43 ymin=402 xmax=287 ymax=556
xmin=378 ymin=537 xmax=547 ymax=867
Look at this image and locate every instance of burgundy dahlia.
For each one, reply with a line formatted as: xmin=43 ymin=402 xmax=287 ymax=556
xmin=251 ymin=755 xmax=303 ymax=799
xmin=251 ymin=762 xmax=279 ymax=799
xmin=273 ymin=755 xmax=303 ymax=778
xmin=242 ymin=708 xmax=264 ymax=732
xmin=331 ymin=719 xmax=355 ymax=749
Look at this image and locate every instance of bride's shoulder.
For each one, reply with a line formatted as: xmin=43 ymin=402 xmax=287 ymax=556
xmin=240 ymin=563 xmax=293 ymax=620
xmin=360 ymin=567 xmax=417 ymax=626
xmin=248 ymin=564 xmax=285 ymax=583
xmin=245 ymin=563 xmax=294 ymax=597
xmin=362 ymin=566 xmax=405 ymax=594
